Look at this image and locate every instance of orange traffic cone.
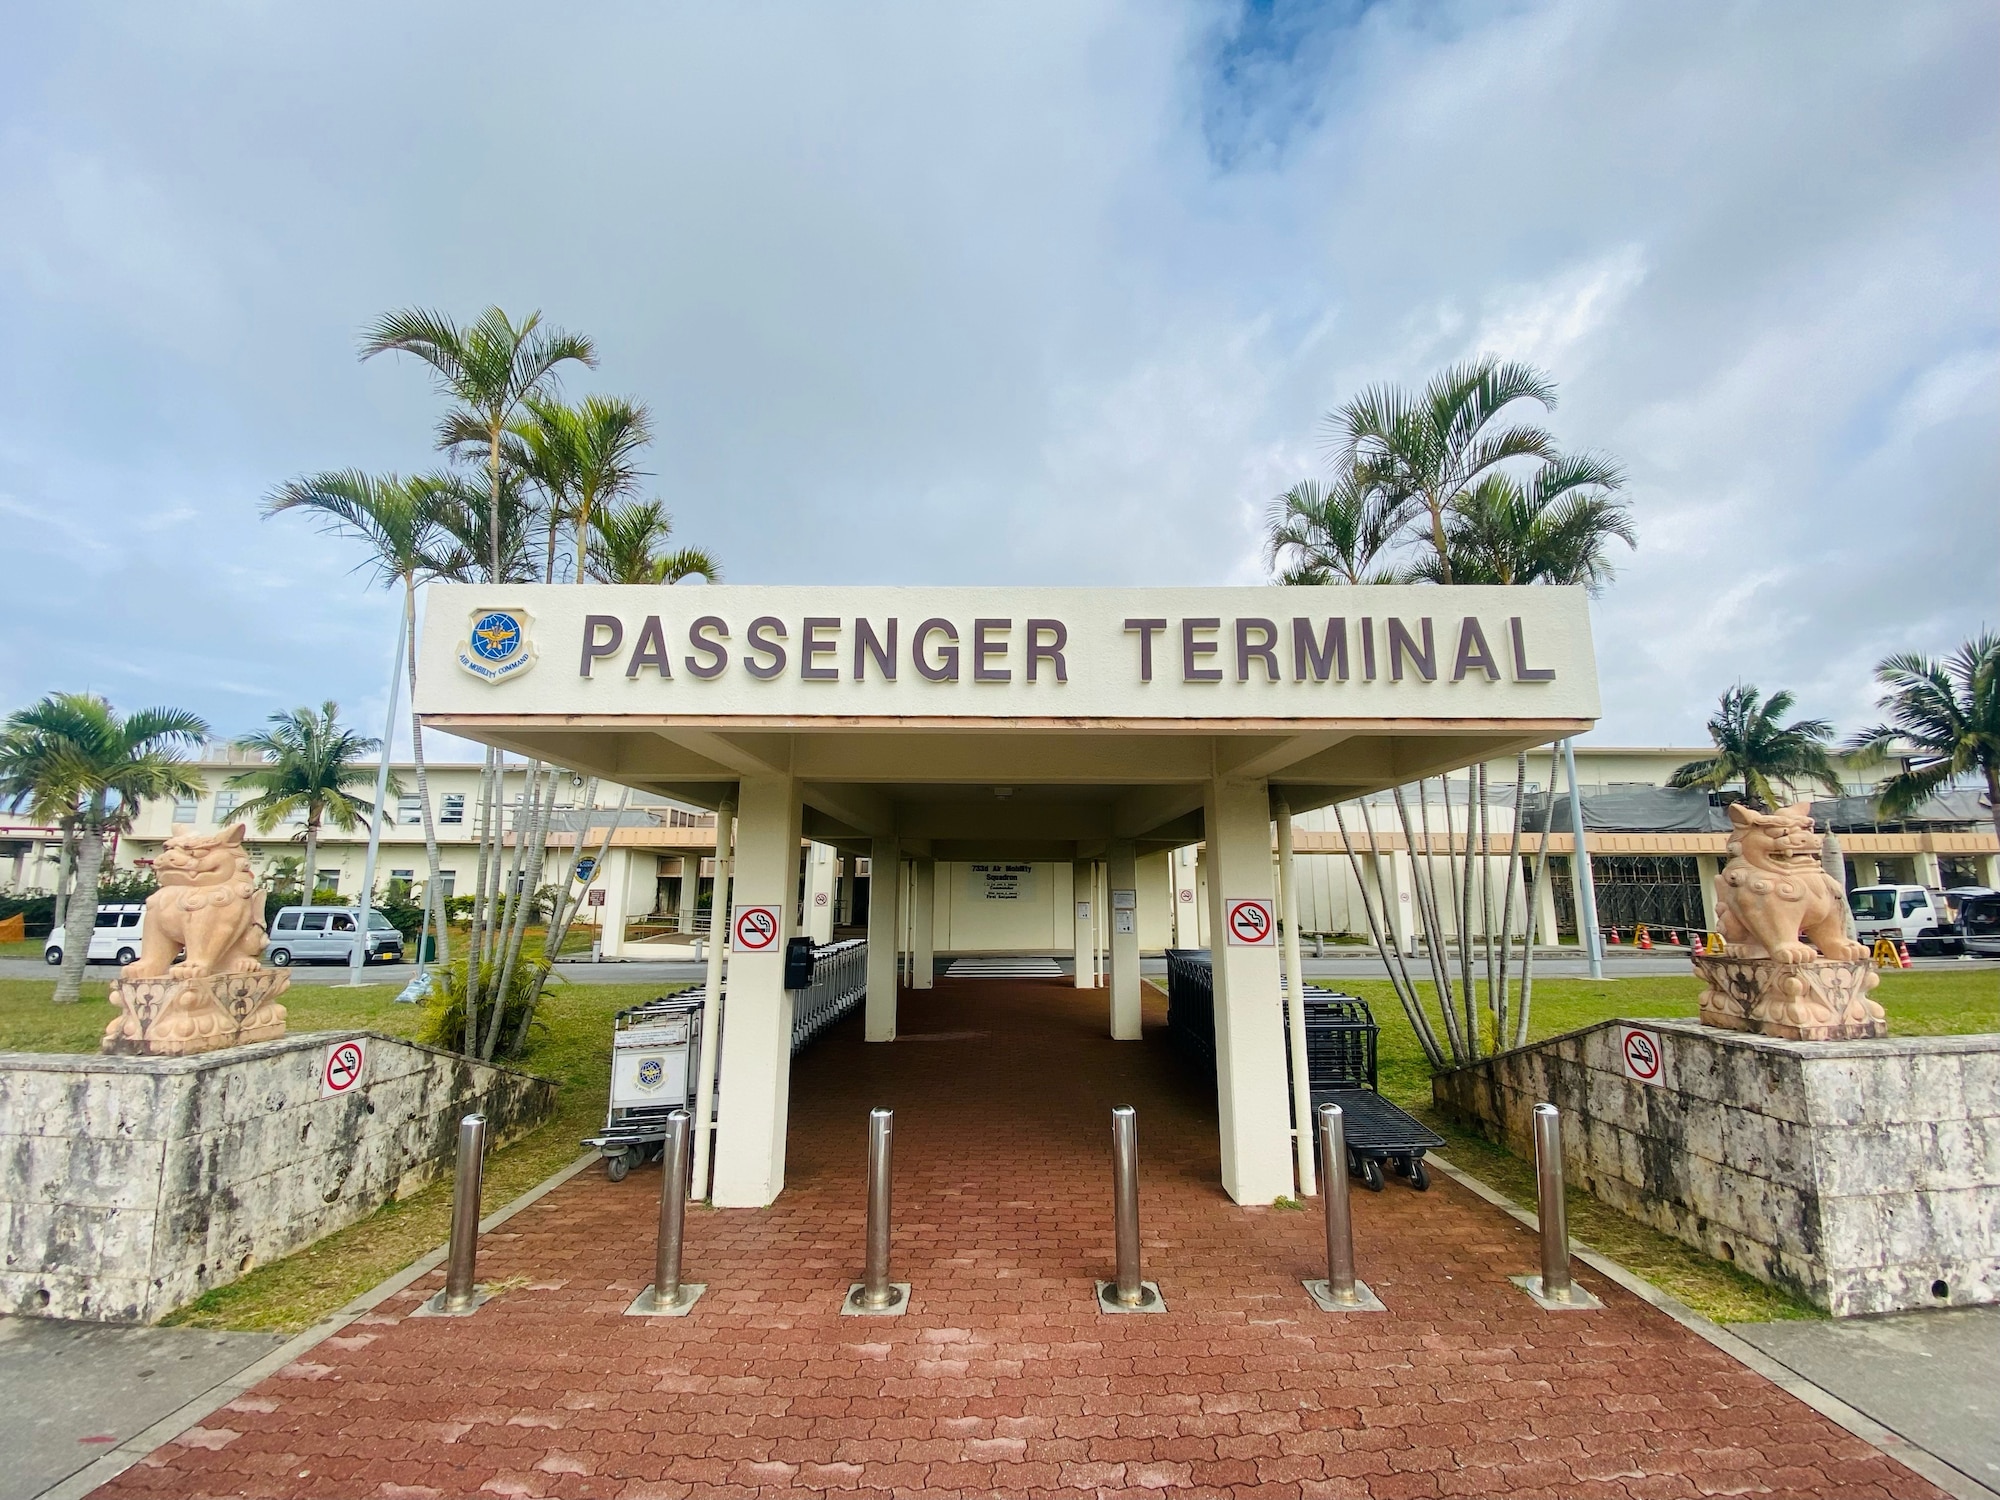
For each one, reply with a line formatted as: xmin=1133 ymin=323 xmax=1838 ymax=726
xmin=1668 ymin=928 xmax=1682 ymax=946
xmin=1608 ymin=927 xmax=1621 ymax=946
xmin=1897 ymin=941 xmax=1913 ymax=969
xmin=1691 ymin=932 xmax=1706 ymax=956
xmin=1636 ymin=924 xmax=1653 ymax=951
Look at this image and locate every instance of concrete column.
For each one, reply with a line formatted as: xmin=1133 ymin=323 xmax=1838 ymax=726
xmin=1194 ymin=849 xmax=1210 ymax=946
xmin=1852 ymin=856 xmax=1880 ymax=889
xmin=805 ymin=842 xmax=836 ymax=943
xmin=912 ymin=857 xmax=936 ymax=989
xmin=710 ymin=775 xmax=802 ymax=1208
xmin=1913 ymin=850 xmax=1942 ymax=888
xmin=596 ymin=847 xmax=634 ymax=959
xmin=1072 ymin=859 xmax=1094 ymax=987
xmin=833 ymin=859 xmax=849 ymax=927
xmin=676 ymin=854 xmax=696 ymax=933
xmin=1274 ymin=802 xmax=1314 ymax=1196
xmin=1375 ymin=851 xmax=1416 ymax=956
xmin=865 ymin=839 xmax=900 ymax=1042
xmin=1202 ymin=778 xmax=1294 ymax=1206
xmin=1978 ymin=853 xmax=1998 ymax=889
xmin=1172 ymin=848 xmax=1199 ymax=947
xmin=1697 ymin=855 xmax=1720 ymax=935
xmin=1107 ymin=840 xmax=1140 ymax=1040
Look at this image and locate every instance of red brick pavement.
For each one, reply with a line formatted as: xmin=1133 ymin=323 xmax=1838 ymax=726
xmin=98 ymin=978 xmax=1942 ymax=1499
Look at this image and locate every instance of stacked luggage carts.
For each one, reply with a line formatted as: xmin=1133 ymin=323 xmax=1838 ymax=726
xmin=588 ymin=939 xmax=871 ymax=1181
xmin=790 ymin=938 xmax=868 ymax=1051
xmin=1162 ymin=948 xmax=1442 ymax=1193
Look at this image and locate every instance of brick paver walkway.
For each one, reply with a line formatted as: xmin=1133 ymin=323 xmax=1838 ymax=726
xmin=100 ymin=978 xmax=1942 ymax=1499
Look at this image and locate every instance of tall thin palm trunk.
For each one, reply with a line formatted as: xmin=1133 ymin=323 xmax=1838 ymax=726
xmin=302 ymin=809 xmax=322 ymax=907
xmin=402 ymin=577 xmax=449 ymax=966
xmin=53 ymin=804 xmax=106 ymax=1005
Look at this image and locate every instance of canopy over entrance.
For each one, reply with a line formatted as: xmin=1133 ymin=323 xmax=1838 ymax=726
xmin=418 ymin=583 xmax=1599 ymax=1207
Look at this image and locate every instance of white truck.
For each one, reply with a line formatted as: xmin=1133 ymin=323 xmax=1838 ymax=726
xmin=1846 ymin=885 xmax=1967 ymax=957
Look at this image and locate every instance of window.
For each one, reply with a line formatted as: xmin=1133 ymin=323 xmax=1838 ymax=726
xmin=330 ymin=913 xmax=355 ymax=932
xmin=1849 ymin=890 xmax=1896 ymax=921
xmin=437 ymin=870 xmax=457 ymax=898
xmin=388 ymin=869 xmax=414 ymax=898
xmin=316 ymin=869 xmax=340 ymax=894
xmin=1901 ymin=892 xmax=1928 ymax=917
xmin=119 ymin=911 xmax=140 ymax=928
xmin=397 ymin=794 xmax=424 ymax=826
xmin=274 ymin=912 xmax=300 ymax=932
xmin=439 ymin=794 xmax=466 ymax=825
xmin=301 ymin=913 xmax=330 ymax=931
xmin=172 ymin=795 xmax=199 ymax=824
xmin=95 ymin=911 xmax=120 ymax=929
xmin=213 ymin=791 xmax=239 ymax=823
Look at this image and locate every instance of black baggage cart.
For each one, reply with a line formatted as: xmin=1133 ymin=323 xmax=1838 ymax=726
xmin=1163 ymin=950 xmax=1442 ymax=1192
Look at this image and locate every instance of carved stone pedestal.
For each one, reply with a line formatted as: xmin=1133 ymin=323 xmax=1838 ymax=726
xmin=1692 ymin=953 xmax=1885 ymax=1041
xmin=102 ymin=969 xmax=290 ymax=1056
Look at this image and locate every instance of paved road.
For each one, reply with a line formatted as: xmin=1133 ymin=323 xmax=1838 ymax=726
xmin=0 ymin=1316 xmax=280 ymax=1500
xmin=1732 ymin=1306 xmax=1999 ymax=1495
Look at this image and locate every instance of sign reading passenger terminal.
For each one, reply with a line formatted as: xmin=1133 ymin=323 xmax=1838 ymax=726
xmin=419 ymin=584 xmax=1599 ymax=723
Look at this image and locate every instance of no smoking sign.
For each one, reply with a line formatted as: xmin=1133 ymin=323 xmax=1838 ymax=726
xmin=321 ymin=1038 xmax=368 ymax=1098
xmin=732 ymin=904 xmax=783 ymax=952
xmin=1224 ymin=898 xmax=1275 ymax=947
xmin=1618 ymin=1025 xmax=1665 ymax=1085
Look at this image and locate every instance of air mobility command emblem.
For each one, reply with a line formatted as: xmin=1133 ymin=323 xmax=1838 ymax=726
xmin=457 ymin=608 xmax=538 ymax=683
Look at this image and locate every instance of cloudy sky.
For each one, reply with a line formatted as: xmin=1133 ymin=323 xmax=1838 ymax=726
xmin=3 ymin=1 xmax=1994 ymax=759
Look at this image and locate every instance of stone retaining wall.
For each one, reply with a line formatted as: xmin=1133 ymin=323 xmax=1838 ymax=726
xmin=1432 ymin=1018 xmax=1998 ymax=1316
xmin=0 ymin=1030 xmax=555 ymax=1323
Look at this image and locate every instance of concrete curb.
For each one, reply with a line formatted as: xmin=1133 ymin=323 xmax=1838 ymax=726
xmin=1428 ymin=1153 xmax=1999 ymax=1500
xmin=35 ymin=1151 xmax=600 ymax=1500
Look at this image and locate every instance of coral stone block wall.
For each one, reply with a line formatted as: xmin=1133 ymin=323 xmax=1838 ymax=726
xmin=0 ymin=1031 xmax=554 ymax=1323
xmin=1433 ymin=1018 xmax=1999 ymax=1316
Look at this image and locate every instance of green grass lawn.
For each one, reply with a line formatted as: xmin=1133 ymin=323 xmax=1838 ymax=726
xmin=0 ymin=939 xmax=46 ymax=959
xmin=2 ymin=966 xmax=1993 ymax=1332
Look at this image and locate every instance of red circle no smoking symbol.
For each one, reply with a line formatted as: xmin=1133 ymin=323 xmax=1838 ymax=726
xmin=1622 ymin=1029 xmax=1661 ymax=1081
xmin=1228 ymin=900 xmax=1271 ymax=944
xmin=734 ymin=907 xmax=779 ymax=951
xmin=323 ymin=1041 xmax=364 ymax=1094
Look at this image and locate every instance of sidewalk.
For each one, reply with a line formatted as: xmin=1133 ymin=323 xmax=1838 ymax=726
xmin=93 ymin=977 xmax=1947 ymax=1498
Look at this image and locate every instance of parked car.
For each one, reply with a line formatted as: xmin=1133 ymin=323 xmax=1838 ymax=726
xmin=1846 ymin=885 xmax=1967 ymax=956
xmin=1959 ymin=892 xmax=2000 ymax=958
xmin=265 ymin=906 xmax=406 ymax=967
xmin=43 ymin=904 xmax=147 ymax=966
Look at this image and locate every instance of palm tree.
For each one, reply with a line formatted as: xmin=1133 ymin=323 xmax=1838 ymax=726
xmin=1409 ymin=454 xmax=1634 ymax=591
xmin=1669 ymin=685 xmax=1844 ymax=810
xmin=1325 ymin=357 xmax=1560 ymax=583
xmin=586 ymin=500 xmax=721 ymax=584
xmin=426 ymin=469 xmax=542 ymax=584
xmin=1846 ymin=632 xmax=2000 ymax=846
xmin=1263 ymin=473 xmax=1410 ymax=585
xmin=360 ymin=306 xmax=595 ymax=584
xmin=0 ymin=694 xmax=208 ymax=1003
xmin=262 ymin=471 xmax=455 ymax=960
xmin=506 ymin=394 xmax=654 ymax=582
xmin=226 ymin=703 xmax=394 ymax=906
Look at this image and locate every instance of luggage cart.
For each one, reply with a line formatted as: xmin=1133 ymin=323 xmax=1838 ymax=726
xmin=584 ymin=990 xmax=704 ymax=1181
xmin=1163 ymin=952 xmax=1440 ymax=1192
xmin=1303 ymin=993 xmax=1442 ymax=1192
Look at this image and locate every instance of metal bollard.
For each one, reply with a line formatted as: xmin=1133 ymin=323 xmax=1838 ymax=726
xmin=1303 ymin=1104 xmax=1384 ymax=1312
xmin=842 ymin=1107 xmax=907 ymax=1314
xmin=1534 ymin=1103 xmax=1572 ymax=1301
xmin=1510 ymin=1102 xmax=1599 ymax=1309
xmin=1097 ymin=1105 xmax=1163 ymax=1312
xmin=627 ymin=1108 xmax=704 ymax=1315
xmin=415 ymin=1114 xmax=490 ymax=1316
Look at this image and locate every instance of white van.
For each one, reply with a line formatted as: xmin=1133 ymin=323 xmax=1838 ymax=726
xmin=43 ymin=904 xmax=147 ymax=966
xmin=265 ymin=906 xmax=406 ymax=967
xmin=1847 ymin=885 xmax=1966 ymax=956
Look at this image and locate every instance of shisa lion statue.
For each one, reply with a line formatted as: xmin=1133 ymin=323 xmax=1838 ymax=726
xmin=102 ymin=823 xmax=289 ymax=1056
xmin=1691 ymin=802 xmax=1885 ymax=1041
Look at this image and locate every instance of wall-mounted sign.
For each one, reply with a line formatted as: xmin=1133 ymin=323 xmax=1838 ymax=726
xmin=969 ymin=863 xmax=1035 ymax=901
xmin=1225 ymin=898 xmax=1275 ymax=946
xmin=732 ymin=904 xmax=782 ymax=952
xmin=1113 ymin=909 xmax=1136 ymax=935
xmin=1618 ymin=1025 xmax=1665 ymax=1085
xmin=573 ymin=856 xmax=596 ymax=881
xmin=1111 ymin=888 xmax=1137 ymax=910
xmin=321 ymin=1038 xmax=367 ymax=1098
